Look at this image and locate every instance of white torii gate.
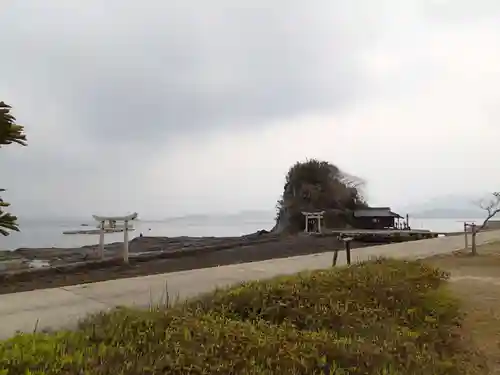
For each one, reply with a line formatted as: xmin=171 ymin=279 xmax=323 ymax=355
xmin=302 ymin=211 xmax=325 ymax=234
xmin=92 ymin=212 xmax=138 ymax=263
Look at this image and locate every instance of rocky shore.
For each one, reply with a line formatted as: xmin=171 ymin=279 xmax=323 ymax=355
xmin=0 ymin=231 xmax=376 ymax=295
xmin=0 ymin=230 xmax=277 ymax=267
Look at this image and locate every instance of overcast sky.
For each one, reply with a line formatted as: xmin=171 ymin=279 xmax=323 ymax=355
xmin=1 ymin=0 xmax=500 ymax=220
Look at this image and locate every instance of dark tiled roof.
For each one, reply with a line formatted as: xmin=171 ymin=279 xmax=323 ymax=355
xmin=354 ymin=207 xmax=402 ymax=218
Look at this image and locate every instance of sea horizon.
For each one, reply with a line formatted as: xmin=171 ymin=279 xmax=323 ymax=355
xmin=0 ymin=211 xmax=487 ymax=251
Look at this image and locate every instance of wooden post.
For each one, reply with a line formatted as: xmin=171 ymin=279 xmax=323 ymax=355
xmin=342 ymin=236 xmax=353 ymax=265
xmin=123 ymin=220 xmax=130 ymax=264
xmin=332 ymin=249 xmax=339 ymax=266
xmin=318 ymin=215 xmax=322 ymax=234
xmin=463 ymin=222 xmax=468 ymax=249
xmin=406 ymin=214 xmax=409 ymax=229
xmin=98 ymin=220 xmax=105 ymax=259
xmin=471 ymin=223 xmax=477 ymax=256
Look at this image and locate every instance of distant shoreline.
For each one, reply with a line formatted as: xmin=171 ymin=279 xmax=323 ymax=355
xmin=2 ymin=216 xmax=496 ymax=254
xmin=409 ymin=214 xmax=485 ymax=219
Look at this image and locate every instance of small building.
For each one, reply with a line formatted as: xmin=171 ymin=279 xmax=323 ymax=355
xmin=352 ymin=207 xmax=402 ymax=230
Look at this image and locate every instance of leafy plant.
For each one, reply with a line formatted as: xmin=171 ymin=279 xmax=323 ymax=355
xmin=0 ymin=190 xmax=19 ymax=236
xmin=0 ymin=101 xmax=27 ymax=236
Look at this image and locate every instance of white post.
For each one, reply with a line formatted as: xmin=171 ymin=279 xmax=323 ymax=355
xmin=98 ymin=220 xmax=105 ymax=258
xmin=92 ymin=213 xmax=137 ymax=263
xmin=318 ymin=215 xmax=322 ymax=234
xmin=123 ymin=220 xmax=129 ymax=264
xmin=305 ymin=214 xmax=309 ymax=233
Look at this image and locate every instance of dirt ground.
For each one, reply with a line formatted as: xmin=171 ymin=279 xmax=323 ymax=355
xmin=424 ymin=242 xmax=500 ymax=374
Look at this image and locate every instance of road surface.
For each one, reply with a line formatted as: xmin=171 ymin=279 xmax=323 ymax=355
xmin=0 ymin=230 xmax=498 ymax=339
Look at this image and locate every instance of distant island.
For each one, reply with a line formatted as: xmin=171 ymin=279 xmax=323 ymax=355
xmin=400 ymin=193 xmax=496 ymax=219
xmin=408 ymin=208 xmax=485 ymax=219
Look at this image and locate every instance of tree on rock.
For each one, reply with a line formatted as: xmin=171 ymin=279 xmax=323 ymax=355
xmin=0 ymin=102 xmax=27 ymax=236
xmin=275 ymin=159 xmax=367 ymax=233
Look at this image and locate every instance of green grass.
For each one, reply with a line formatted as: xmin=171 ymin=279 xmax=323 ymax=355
xmin=0 ymin=258 xmax=487 ymax=374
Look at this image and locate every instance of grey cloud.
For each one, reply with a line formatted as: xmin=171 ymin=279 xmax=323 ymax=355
xmin=1 ymin=1 xmax=393 ymax=148
xmin=2 ymin=0 xmax=500 ymax=220
xmin=1 ymin=147 xmax=149 ymax=218
xmin=3 ymin=1 xmax=496 ymax=149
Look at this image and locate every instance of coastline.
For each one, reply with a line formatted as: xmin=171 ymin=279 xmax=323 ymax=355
xmin=0 ymin=218 xmax=485 ymax=294
xmin=0 ymin=230 xmax=276 ymax=265
xmin=2 ymin=217 xmax=486 ymax=252
xmin=0 ymin=232 xmax=376 ymax=295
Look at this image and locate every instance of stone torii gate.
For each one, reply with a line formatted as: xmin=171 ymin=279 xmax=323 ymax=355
xmin=302 ymin=211 xmax=325 ymax=234
xmin=93 ymin=212 xmax=138 ymax=263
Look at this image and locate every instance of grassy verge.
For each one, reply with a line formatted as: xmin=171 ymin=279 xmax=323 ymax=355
xmin=424 ymin=242 xmax=500 ymax=374
xmin=0 ymin=258 xmax=487 ymax=374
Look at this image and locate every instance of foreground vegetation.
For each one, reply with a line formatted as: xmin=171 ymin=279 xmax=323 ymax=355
xmin=0 ymin=258 xmax=486 ymax=374
xmin=0 ymin=101 xmax=27 ymax=236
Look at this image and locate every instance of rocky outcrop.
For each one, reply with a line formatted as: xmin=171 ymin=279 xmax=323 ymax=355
xmin=271 ymin=208 xmax=288 ymax=233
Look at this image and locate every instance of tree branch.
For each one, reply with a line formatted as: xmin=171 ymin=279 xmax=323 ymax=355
xmin=478 ymin=192 xmax=500 ymax=230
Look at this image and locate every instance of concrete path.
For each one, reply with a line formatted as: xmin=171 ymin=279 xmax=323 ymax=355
xmin=0 ymin=230 xmax=499 ymax=340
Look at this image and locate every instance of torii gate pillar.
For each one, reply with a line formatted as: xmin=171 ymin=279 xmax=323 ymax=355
xmin=92 ymin=212 xmax=138 ymax=263
xmin=302 ymin=211 xmax=325 ymax=234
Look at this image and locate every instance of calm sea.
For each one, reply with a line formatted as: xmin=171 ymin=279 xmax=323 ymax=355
xmin=0 ymin=214 xmax=482 ymax=251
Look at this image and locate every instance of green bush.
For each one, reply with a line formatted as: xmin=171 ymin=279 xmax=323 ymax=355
xmin=189 ymin=258 xmax=451 ymax=332
xmin=0 ymin=258 xmax=486 ymax=375
xmin=0 ymin=312 xmax=461 ymax=375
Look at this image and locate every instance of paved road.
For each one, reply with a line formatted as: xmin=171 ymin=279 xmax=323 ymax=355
xmin=1 ymin=230 xmax=499 ymax=339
